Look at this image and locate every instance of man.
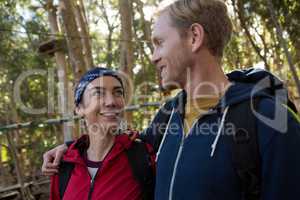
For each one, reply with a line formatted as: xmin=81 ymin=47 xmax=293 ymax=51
xmin=43 ymin=0 xmax=300 ymax=199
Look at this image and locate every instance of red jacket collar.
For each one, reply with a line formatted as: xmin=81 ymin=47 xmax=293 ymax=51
xmin=62 ymin=133 xmax=136 ymax=165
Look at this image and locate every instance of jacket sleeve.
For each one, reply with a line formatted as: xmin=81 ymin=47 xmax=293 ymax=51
xmin=257 ymin=98 xmax=300 ymax=200
xmin=49 ymin=174 xmax=60 ymax=200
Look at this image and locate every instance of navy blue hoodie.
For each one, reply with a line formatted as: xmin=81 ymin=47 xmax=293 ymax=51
xmin=141 ymin=68 xmax=300 ymax=200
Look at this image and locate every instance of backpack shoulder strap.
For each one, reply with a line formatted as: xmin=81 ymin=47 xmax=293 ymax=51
xmin=126 ymin=139 xmax=155 ymax=200
xmin=226 ymin=98 xmax=261 ymax=200
xmin=58 ymin=161 xmax=75 ymax=199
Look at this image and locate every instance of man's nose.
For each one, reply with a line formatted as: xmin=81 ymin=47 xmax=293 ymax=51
xmin=151 ymin=50 xmax=161 ymax=66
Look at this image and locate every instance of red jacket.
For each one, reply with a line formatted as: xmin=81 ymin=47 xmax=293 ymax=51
xmin=50 ymin=134 xmax=143 ymax=200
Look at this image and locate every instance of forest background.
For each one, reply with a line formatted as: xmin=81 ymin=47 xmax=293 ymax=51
xmin=0 ymin=0 xmax=299 ymax=199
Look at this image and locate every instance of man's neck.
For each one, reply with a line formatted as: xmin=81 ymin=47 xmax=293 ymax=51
xmin=87 ymin=132 xmax=115 ymax=162
xmin=184 ymin=57 xmax=231 ymax=99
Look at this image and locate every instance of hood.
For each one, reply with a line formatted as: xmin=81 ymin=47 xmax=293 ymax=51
xmin=212 ymin=68 xmax=289 ymax=157
xmin=220 ymin=68 xmax=289 ymax=107
xmin=172 ymin=68 xmax=289 ymax=110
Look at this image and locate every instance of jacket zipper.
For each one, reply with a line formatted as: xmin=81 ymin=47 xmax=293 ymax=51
xmin=87 ymin=176 xmax=96 ymax=200
xmin=168 ymin=117 xmax=200 ymax=200
xmin=87 ymin=168 xmax=100 ymax=200
xmin=167 ymin=102 xmax=220 ymax=199
xmin=85 ymin=142 xmax=114 ymax=200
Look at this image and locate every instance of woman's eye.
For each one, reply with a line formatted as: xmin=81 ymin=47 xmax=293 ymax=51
xmin=114 ymin=90 xmax=124 ymax=97
xmin=93 ymin=90 xmax=104 ymax=97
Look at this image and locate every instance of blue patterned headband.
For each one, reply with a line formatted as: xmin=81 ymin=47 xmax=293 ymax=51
xmin=74 ymin=67 xmax=124 ymax=106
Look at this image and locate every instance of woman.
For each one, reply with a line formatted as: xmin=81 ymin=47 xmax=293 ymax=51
xmin=49 ymin=67 xmax=155 ymax=200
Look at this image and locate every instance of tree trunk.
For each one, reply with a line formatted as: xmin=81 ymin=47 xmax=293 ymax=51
xmin=59 ymin=0 xmax=86 ymax=82
xmin=6 ymin=131 xmax=34 ymax=200
xmin=135 ymin=0 xmax=153 ymax=53
xmin=107 ymin=31 xmax=113 ymax=68
xmin=79 ymin=0 xmax=89 ymax=25
xmin=46 ymin=0 xmax=73 ymax=141
xmin=119 ymin=0 xmax=134 ymax=125
xmin=266 ymin=0 xmax=300 ymax=97
xmin=99 ymin=0 xmax=116 ymax=68
xmin=5 ymin=113 xmax=34 ymax=199
xmin=7 ymin=97 xmax=35 ymax=199
xmin=74 ymin=1 xmax=93 ymax=70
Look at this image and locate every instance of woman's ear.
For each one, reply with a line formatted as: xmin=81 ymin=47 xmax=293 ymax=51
xmin=189 ymin=23 xmax=205 ymax=53
xmin=75 ymin=105 xmax=84 ymax=117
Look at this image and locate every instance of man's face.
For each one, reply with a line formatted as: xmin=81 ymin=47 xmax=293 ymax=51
xmin=151 ymin=11 xmax=192 ymax=90
xmin=78 ymin=76 xmax=125 ymax=133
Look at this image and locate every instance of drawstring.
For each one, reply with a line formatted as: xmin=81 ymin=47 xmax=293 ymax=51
xmin=210 ymin=106 xmax=229 ymax=157
xmin=156 ymin=109 xmax=175 ymax=162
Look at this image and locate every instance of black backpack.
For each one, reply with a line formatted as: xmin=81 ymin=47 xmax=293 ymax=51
xmin=225 ymin=96 xmax=297 ymax=200
xmin=58 ymin=139 xmax=155 ymax=200
xmin=226 ymin=97 xmax=262 ymax=200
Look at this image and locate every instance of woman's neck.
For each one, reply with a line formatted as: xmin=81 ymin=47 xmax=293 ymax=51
xmin=87 ymin=131 xmax=115 ymax=162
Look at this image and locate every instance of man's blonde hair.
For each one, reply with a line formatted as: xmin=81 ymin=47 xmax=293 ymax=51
xmin=161 ymin=0 xmax=232 ymax=58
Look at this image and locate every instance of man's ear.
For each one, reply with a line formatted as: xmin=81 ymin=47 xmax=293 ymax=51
xmin=189 ymin=23 xmax=205 ymax=53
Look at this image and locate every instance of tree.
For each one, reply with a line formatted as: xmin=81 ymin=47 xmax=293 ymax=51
xmin=58 ymin=0 xmax=86 ymax=82
xmin=119 ymin=0 xmax=134 ymax=125
xmin=266 ymin=0 xmax=300 ymax=97
xmin=45 ymin=0 xmax=72 ymax=141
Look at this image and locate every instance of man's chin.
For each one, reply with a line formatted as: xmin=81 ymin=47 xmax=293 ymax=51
xmin=161 ymin=81 xmax=180 ymax=92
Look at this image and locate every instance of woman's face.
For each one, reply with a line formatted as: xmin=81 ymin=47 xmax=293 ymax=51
xmin=77 ymin=76 xmax=125 ymax=134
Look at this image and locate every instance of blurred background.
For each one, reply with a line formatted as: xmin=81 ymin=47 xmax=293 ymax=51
xmin=0 ymin=0 xmax=299 ymax=199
